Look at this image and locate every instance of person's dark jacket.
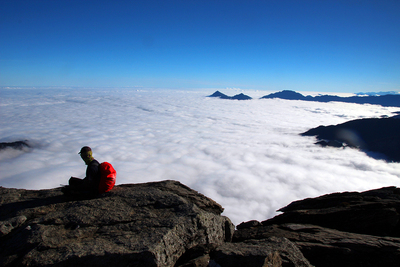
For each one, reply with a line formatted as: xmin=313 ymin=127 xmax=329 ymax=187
xmin=84 ymin=159 xmax=101 ymax=193
xmin=67 ymin=159 xmax=101 ymax=196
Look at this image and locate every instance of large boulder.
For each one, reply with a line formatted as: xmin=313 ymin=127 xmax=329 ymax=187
xmin=264 ymin=186 xmax=400 ymax=237
xmin=234 ymin=223 xmax=400 ymax=267
xmin=4 ymin=181 xmax=400 ymax=267
xmin=211 ymin=236 xmax=312 ymax=267
xmin=235 ymin=186 xmax=400 ymax=267
xmin=0 ymin=180 xmax=234 ymax=267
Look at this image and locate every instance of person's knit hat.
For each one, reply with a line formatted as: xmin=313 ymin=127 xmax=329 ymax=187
xmin=78 ymin=146 xmax=92 ymax=155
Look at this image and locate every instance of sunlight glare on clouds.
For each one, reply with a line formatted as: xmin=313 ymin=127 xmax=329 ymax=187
xmin=0 ymin=88 xmax=399 ymax=225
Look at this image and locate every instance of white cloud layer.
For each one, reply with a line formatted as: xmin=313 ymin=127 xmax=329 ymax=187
xmin=1 ymin=88 xmax=400 ymax=225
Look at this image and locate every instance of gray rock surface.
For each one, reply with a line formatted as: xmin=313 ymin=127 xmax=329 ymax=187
xmin=3 ymin=181 xmax=400 ymax=267
xmin=265 ymin=186 xmax=400 ymax=237
xmin=234 ymin=223 xmax=400 ymax=267
xmin=212 ymin=236 xmax=312 ymax=267
xmin=0 ymin=180 xmax=234 ymax=267
xmin=235 ymin=186 xmax=400 ymax=267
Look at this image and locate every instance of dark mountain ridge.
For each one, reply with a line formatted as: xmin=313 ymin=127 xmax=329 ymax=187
xmin=207 ymin=91 xmax=252 ymax=100
xmin=261 ymin=90 xmax=400 ymax=107
xmin=302 ymin=116 xmax=400 ymax=162
xmin=208 ymin=90 xmax=400 ymax=107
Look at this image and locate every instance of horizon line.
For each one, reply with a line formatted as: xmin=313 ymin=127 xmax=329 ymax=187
xmin=1 ymin=86 xmax=399 ymax=96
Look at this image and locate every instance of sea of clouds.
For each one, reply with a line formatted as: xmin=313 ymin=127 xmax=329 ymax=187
xmin=1 ymin=88 xmax=399 ymax=225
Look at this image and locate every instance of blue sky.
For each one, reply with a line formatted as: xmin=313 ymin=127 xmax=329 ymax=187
xmin=1 ymin=0 xmax=399 ymax=93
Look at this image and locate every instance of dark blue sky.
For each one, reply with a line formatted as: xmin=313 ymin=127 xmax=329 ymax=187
xmin=1 ymin=0 xmax=399 ymax=92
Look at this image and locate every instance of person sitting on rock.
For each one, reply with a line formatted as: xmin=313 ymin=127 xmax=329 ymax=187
xmin=62 ymin=146 xmax=101 ymax=196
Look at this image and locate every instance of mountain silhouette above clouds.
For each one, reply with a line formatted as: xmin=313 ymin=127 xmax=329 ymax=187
xmin=208 ymin=91 xmax=252 ymax=100
xmin=261 ymin=90 xmax=400 ymax=107
xmin=209 ymin=90 xmax=400 ymax=107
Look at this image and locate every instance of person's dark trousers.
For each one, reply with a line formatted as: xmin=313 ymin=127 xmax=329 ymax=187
xmin=62 ymin=177 xmax=93 ymax=196
xmin=69 ymin=177 xmax=88 ymax=188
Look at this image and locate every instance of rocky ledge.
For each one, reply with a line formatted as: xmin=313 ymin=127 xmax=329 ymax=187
xmin=236 ymin=186 xmax=400 ymax=267
xmin=1 ymin=181 xmax=400 ymax=266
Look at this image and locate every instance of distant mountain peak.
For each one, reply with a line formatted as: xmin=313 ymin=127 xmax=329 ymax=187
xmin=207 ymin=91 xmax=252 ymax=100
xmin=208 ymin=91 xmax=231 ymax=99
xmin=260 ymin=90 xmax=400 ymax=107
xmin=231 ymin=93 xmax=252 ymax=100
xmin=260 ymin=90 xmax=306 ymax=100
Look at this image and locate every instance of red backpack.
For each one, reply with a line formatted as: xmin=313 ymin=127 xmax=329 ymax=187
xmin=98 ymin=162 xmax=116 ymax=194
